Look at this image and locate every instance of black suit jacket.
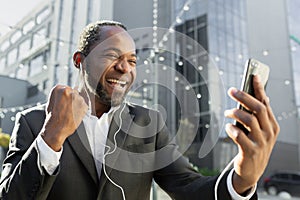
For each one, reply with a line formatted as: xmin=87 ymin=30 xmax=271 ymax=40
xmin=0 ymin=103 xmax=257 ymax=199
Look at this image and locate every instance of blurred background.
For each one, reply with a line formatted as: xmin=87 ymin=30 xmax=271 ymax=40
xmin=0 ymin=0 xmax=300 ymax=199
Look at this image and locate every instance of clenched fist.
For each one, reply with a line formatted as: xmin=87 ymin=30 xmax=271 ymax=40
xmin=41 ymin=85 xmax=88 ymax=151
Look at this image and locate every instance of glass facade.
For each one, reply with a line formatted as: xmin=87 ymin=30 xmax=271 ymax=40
xmin=162 ymin=0 xmax=249 ymax=168
xmin=207 ymin=0 xmax=248 ymax=108
xmin=173 ymin=0 xmax=248 ymax=138
xmin=175 ymin=14 xmax=209 ymax=145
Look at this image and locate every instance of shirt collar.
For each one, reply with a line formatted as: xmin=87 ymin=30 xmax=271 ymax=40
xmin=85 ymin=104 xmax=121 ymax=120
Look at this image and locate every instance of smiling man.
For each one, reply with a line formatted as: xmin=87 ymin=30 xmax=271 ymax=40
xmin=0 ymin=20 xmax=279 ymax=200
xmin=77 ymin=25 xmax=137 ymax=109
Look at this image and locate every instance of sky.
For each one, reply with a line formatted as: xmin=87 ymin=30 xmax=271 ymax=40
xmin=0 ymin=0 xmax=43 ymax=37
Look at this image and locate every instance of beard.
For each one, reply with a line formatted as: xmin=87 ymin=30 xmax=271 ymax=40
xmin=95 ymin=82 xmax=126 ymax=106
xmin=83 ymin=66 xmax=129 ymax=107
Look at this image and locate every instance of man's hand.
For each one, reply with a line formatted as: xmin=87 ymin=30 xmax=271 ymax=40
xmin=41 ymin=85 xmax=88 ymax=151
xmin=224 ymin=75 xmax=280 ymax=194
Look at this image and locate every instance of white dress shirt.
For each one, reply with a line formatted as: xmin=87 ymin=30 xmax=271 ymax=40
xmin=35 ymin=107 xmax=256 ymax=199
xmin=82 ymin=106 xmax=118 ymax=179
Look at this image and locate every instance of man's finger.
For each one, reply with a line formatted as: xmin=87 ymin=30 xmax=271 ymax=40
xmin=225 ymin=123 xmax=253 ymax=153
xmin=228 ymin=88 xmax=271 ymax=133
xmin=73 ymin=86 xmax=79 ymax=92
xmin=252 ymin=75 xmax=266 ymax=102
xmin=224 ymin=109 xmax=264 ymax=145
xmin=46 ymin=85 xmax=60 ymax=113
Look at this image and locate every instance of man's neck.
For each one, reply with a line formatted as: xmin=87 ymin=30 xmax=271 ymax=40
xmin=94 ymin=102 xmax=111 ymax=118
xmin=79 ymin=89 xmax=111 ymax=118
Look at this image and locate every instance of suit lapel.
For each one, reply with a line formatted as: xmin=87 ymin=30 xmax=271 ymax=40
xmin=98 ymin=103 xmax=134 ymax=197
xmin=67 ymin=122 xmax=99 ymax=185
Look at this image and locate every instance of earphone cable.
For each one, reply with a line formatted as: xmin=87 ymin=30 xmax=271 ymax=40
xmin=102 ymin=103 xmax=127 ymax=200
xmin=214 ymin=155 xmax=236 ymax=200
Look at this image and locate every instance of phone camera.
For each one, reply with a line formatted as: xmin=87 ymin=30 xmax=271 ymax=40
xmin=251 ymin=61 xmax=258 ymax=68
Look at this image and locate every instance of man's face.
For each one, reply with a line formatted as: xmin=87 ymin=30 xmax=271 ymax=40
xmin=83 ymin=26 xmax=137 ymax=106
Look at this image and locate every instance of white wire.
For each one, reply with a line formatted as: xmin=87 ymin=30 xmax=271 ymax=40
xmin=77 ymin=64 xmax=127 ymax=199
xmin=73 ymin=64 xmax=85 ymax=90
xmin=102 ymin=103 xmax=127 ymax=200
xmin=214 ymin=155 xmax=236 ymax=200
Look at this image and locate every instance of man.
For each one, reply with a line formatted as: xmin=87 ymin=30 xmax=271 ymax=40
xmin=0 ymin=20 xmax=279 ymax=199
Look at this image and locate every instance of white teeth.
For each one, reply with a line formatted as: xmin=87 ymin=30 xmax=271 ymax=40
xmin=107 ymin=79 xmax=126 ymax=85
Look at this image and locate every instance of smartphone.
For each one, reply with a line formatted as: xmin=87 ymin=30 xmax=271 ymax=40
xmin=236 ymin=58 xmax=270 ymax=134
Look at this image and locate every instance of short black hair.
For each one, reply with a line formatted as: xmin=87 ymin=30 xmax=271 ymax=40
xmin=77 ymin=20 xmax=127 ymax=56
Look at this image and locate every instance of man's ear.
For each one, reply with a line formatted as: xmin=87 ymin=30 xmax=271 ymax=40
xmin=73 ymin=52 xmax=84 ymax=69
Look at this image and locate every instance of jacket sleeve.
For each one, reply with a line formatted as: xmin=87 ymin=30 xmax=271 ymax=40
xmin=153 ymin=111 xmax=258 ymax=200
xmin=0 ymin=112 xmax=58 ymax=200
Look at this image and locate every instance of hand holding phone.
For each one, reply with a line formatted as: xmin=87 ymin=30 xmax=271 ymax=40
xmin=236 ymin=58 xmax=270 ymax=134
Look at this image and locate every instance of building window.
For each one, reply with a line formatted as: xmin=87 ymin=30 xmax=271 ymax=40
xmin=11 ymin=31 xmax=22 ymax=44
xmin=7 ymin=49 xmax=18 ymax=66
xmin=0 ymin=58 xmax=6 ymax=72
xmin=19 ymin=39 xmax=31 ymax=59
xmin=87 ymin=0 xmax=93 ymax=24
xmin=32 ymin=28 xmax=47 ymax=47
xmin=36 ymin=7 xmax=51 ymax=24
xmin=23 ymin=20 xmax=35 ymax=34
xmin=16 ymin=64 xmax=29 ymax=80
xmin=1 ymin=41 xmax=10 ymax=52
xmin=43 ymin=79 xmax=49 ymax=90
xmin=29 ymin=54 xmax=43 ymax=77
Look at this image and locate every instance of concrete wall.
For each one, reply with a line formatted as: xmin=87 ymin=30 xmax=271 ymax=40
xmin=246 ymin=0 xmax=299 ymax=143
xmin=112 ymin=0 xmax=153 ymax=29
xmin=246 ymin=0 xmax=300 ymax=169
